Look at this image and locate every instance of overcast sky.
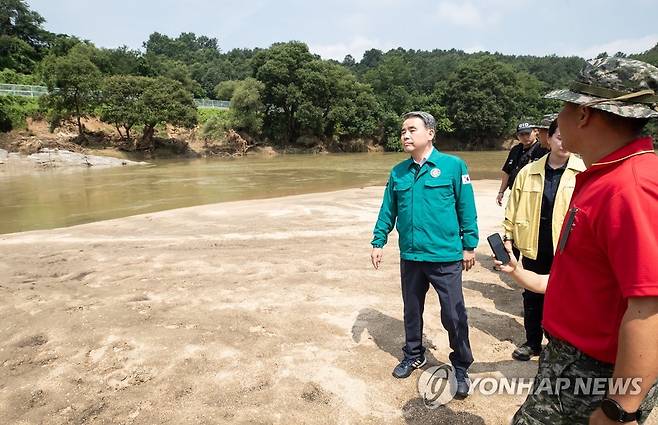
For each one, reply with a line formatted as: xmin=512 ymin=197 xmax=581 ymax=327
xmin=27 ymin=0 xmax=658 ymax=61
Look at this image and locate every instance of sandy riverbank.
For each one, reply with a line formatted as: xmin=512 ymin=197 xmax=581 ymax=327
xmin=1 ymin=180 xmax=655 ymax=425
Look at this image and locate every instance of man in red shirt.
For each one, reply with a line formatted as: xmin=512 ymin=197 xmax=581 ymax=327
xmin=495 ymin=57 xmax=658 ymax=424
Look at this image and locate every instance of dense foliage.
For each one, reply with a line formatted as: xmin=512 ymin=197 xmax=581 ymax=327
xmin=1 ymin=0 xmax=656 ymax=147
xmin=40 ymin=45 xmax=102 ymax=136
xmin=0 ymin=95 xmax=39 ymax=131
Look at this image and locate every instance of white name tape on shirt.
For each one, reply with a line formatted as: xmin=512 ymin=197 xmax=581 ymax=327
xmin=462 ymin=174 xmax=471 ymax=184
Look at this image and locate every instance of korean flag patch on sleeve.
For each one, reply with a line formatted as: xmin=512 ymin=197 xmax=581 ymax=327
xmin=462 ymin=174 xmax=471 ymax=184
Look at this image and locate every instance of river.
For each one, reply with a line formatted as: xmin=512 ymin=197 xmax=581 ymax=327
xmin=0 ymin=151 xmax=507 ymax=234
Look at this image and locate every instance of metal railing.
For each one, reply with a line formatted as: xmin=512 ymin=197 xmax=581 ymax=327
xmin=0 ymin=83 xmax=230 ymax=109
xmin=194 ymin=99 xmax=230 ymax=109
xmin=0 ymin=83 xmax=49 ymax=97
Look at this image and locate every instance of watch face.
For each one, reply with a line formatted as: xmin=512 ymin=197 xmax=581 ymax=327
xmin=601 ymin=398 xmax=623 ymax=422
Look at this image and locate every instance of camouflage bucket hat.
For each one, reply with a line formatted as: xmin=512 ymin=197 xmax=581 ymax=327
xmin=545 ymin=57 xmax=658 ymax=119
xmin=535 ymin=113 xmax=559 ymax=129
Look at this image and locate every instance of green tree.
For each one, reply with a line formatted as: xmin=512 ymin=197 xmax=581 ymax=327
xmin=360 ymin=48 xmax=383 ymax=70
xmin=326 ymin=80 xmax=380 ymax=140
xmin=297 ymin=60 xmax=381 ymax=139
xmin=40 ymin=49 xmax=102 ymax=136
xmin=0 ymin=0 xmax=52 ymax=72
xmin=140 ymin=54 xmax=204 ymax=96
xmin=254 ymin=44 xmax=383 ymax=144
xmin=342 ymin=54 xmax=356 ymax=68
xmin=98 ymin=75 xmax=198 ymax=148
xmin=0 ymin=95 xmax=39 ymax=132
xmin=137 ymin=77 xmax=197 ymax=149
xmin=363 ymin=53 xmax=415 ymax=115
xmin=46 ymin=34 xmax=82 ymax=56
xmin=190 ymin=48 xmax=258 ymax=97
xmin=442 ymin=57 xmax=543 ymax=149
xmin=0 ymin=0 xmax=48 ymax=46
xmin=0 ymin=67 xmax=40 ymax=84
xmin=191 ymin=61 xmax=226 ymax=97
xmin=0 ymin=35 xmax=36 ymax=73
xmin=230 ymin=77 xmax=265 ymax=134
xmin=143 ymin=32 xmax=221 ymax=70
xmin=95 ymin=46 xmax=142 ymax=75
xmin=215 ymin=80 xmax=239 ymax=100
xmin=99 ymin=75 xmax=148 ymax=140
xmin=253 ymin=41 xmax=316 ymax=143
xmin=94 ymin=32 xmax=261 ymax=99
xmin=202 ymin=78 xmax=265 ymax=139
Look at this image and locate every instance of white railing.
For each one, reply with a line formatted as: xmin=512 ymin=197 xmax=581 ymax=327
xmin=0 ymin=83 xmax=230 ymax=109
xmin=0 ymin=83 xmax=49 ymax=97
xmin=194 ymin=99 xmax=230 ymax=109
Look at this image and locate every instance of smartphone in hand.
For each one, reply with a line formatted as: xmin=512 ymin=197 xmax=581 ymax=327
xmin=487 ymin=233 xmax=511 ymax=265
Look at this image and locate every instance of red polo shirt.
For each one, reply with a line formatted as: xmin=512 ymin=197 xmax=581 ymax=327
xmin=543 ymin=136 xmax=658 ymax=364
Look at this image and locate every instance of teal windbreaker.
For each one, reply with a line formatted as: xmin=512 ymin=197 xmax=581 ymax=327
xmin=371 ymin=148 xmax=479 ymax=262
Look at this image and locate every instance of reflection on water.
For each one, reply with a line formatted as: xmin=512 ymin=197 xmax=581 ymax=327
xmin=0 ymin=151 xmax=507 ymax=234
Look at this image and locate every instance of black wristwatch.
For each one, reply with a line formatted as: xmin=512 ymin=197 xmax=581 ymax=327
xmin=600 ymin=398 xmax=638 ymax=423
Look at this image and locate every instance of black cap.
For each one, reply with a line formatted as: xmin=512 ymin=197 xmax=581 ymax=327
xmin=516 ymin=122 xmax=533 ymax=134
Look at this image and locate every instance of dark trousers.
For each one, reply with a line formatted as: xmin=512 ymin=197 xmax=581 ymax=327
xmin=400 ymin=259 xmax=474 ymax=373
xmin=512 ymin=246 xmax=521 ymax=261
xmin=521 ymin=255 xmax=550 ymax=350
xmin=521 ymin=290 xmax=545 ymax=350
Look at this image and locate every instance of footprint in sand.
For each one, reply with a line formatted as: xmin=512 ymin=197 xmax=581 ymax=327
xmin=301 ymin=382 xmax=333 ymax=405
xmin=15 ymin=334 xmax=48 ymax=348
xmin=71 ymin=271 xmax=94 ymax=282
xmin=105 ymin=367 xmax=153 ymax=390
xmin=86 ymin=337 xmax=155 ymax=391
xmin=127 ymin=294 xmax=150 ymax=303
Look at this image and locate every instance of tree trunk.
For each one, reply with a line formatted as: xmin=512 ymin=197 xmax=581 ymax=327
xmin=74 ymin=92 xmax=83 ymax=137
xmin=140 ymin=125 xmax=155 ymax=150
xmin=283 ymin=105 xmax=292 ymax=145
xmin=125 ymin=125 xmax=131 ymax=141
xmin=115 ymin=124 xmax=124 ymax=139
xmin=288 ymin=106 xmax=296 ymax=144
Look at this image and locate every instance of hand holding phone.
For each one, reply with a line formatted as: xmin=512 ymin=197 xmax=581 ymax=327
xmin=487 ymin=233 xmax=511 ymax=265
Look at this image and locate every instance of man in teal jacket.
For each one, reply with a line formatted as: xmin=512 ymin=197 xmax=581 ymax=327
xmin=371 ymin=111 xmax=478 ymax=398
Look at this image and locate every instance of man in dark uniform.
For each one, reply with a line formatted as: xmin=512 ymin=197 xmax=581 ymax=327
xmin=496 ymin=122 xmax=549 ymax=207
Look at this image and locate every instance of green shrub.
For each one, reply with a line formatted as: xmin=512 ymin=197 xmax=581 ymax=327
xmin=0 ymin=104 xmax=11 ymax=132
xmin=197 ymin=108 xmax=226 ymax=126
xmin=0 ymin=96 xmax=41 ymax=131
xmin=201 ymin=109 xmax=234 ymax=140
xmin=0 ymin=68 xmax=43 ymax=85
